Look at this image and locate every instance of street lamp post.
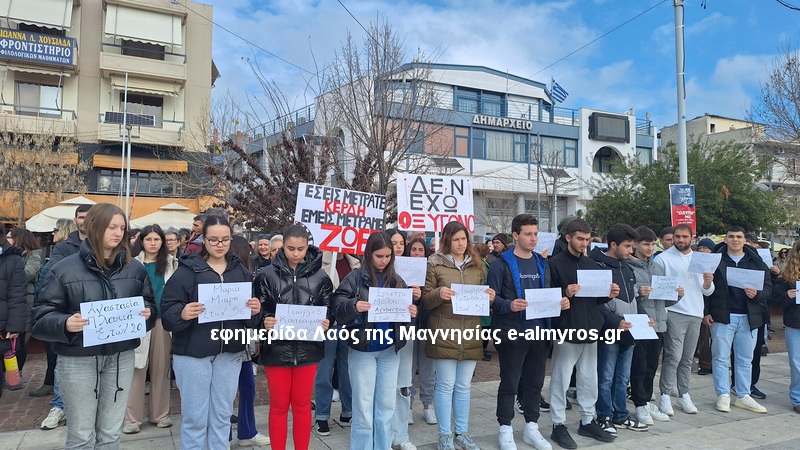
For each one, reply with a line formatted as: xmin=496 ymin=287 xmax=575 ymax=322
xmin=674 ymin=0 xmax=688 ymax=184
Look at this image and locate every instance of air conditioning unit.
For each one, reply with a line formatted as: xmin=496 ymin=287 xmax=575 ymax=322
xmin=103 ymin=112 xmax=156 ymax=127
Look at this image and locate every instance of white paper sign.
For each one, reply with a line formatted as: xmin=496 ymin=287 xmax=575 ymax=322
xmin=275 ymin=304 xmax=328 ymax=341
xmin=80 ymin=296 xmax=146 ymax=347
xmin=368 ymin=288 xmax=412 ymax=323
xmin=575 ymin=270 xmax=612 ymax=297
xmin=796 ymin=281 xmax=800 ymax=305
xmin=394 ymin=256 xmax=428 ymax=286
xmin=451 ymin=284 xmax=490 ymax=316
xmin=197 ymin=282 xmax=252 ymax=324
xmin=649 ymin=275 xmax=679 ymax=301
xmin=687 ymin=251 xmax=721 ymax=274
xmin=624 ymin=314 xmax=658 ymax=340
xmin=757 ymin=248 xmax=773 ymax=269
xmin=590 ymin=242 xmax=608 ymax=251
xmin=396 ymin=174 xmax=475 ymax=233
xmin=726 ymin=267 xmax=765 ymax=291
xmin=524 ymin=288 xmax=563 ymax=319
xmin=534 ymin=233 xmax=557 ymax=255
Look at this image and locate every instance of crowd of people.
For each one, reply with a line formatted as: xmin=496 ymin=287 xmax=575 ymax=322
xmin=1 ymin=204 xmax=799 ymax=450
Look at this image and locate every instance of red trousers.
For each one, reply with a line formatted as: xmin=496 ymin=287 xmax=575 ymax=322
xmin=264 ymin=364 xmax=318 ymax=450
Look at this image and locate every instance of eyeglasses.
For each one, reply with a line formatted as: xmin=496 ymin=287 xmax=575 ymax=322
xmin=165 ymin=238 xmax=178 ymax=243
xmin=206 ymin=237 xmax=232 ymax=246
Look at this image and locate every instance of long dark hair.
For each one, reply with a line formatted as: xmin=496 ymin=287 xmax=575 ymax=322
xmin=230 ymin=236 xmax=252 ymax=272
xmin=405 ymin=237 xmax=432 ymax=257
xmin=83 ymin=203 xmax=130 ymax=270
xmin=439 ymin=221 xmax=486 ymax=278
xmin=134 ymin=224 xmax=168 ymax=276
xmin=200 ymin=215 xmax=233 ymax=258
xmin=363 ymin=231 xmax=398 ymax=287
xmin=9 ymin=227 xmax=41 ymax=252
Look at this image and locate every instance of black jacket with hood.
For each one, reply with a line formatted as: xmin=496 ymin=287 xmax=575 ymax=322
xmin=704 ymin=242 xmax=772 ymax=330
xmin=35 ymin=230 xmax=82 ymax=297
xmin=161 ymin=253 xmax=262 ymax=358
xmin=255 ymin=245 xmax=332 ymax=367
xmin=589 ymin=246 xmax=642 ymax=345
xmin=32 ymin=240 xmax=157 ymax=356
xmin=0 ymin=243 xmax=28 ymax=353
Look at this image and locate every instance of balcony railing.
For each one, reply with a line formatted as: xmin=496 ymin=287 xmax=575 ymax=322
xmin=1 ymin=104 xmax=76 ymax=120
xmin=248 ymin=105 xmax=316 ymax=142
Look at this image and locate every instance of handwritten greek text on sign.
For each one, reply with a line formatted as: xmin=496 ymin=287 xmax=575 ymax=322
xmin=451 ymin=284 xmax=490 ymax=316
xmin=649 ymin=275 xmax=679 ymax=301
xmin=396 ymin=174 xmax=475 ymax=232
xmin=368 ymin=288 xmax=412 ymax=323
xmin=295 ymin=183 xmax=386 ymax=255
xmin=575 ymin=270 xmax=612 ymax=297
xmin=394 ymin=256 xmax=428 ymax=286
xmin=197 ymin=282 xmax=252 ymax=324
xmin=80 ymin=296 xmax=146 ymax=347
xmin=524 ymin=288 xmax=562 ymax=320
xmin=757 ymin=248 xmax=773 ymax=269
xmin=687 ymin=251 xmax=721 ymax=274
xmin=275 ymin=304 xmax=328 ymax=341
xmin=534 ymin=233 xmax=557 ymax=255
xmin=624 ymin=314 xmax=658 ymax=340
xmin=726 ymin=267 xmax=764 ymax=291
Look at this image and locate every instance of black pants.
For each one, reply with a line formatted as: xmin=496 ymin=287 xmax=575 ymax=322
xmin=497 ymin=337 xmax=548 ymax=425
xmin=731 ymin=325 xmax=765 ymax=389
xmin=630 ymin=332 xmax=664 ymax=407
xmin=44 ymin=344 xmax=57 ymax=386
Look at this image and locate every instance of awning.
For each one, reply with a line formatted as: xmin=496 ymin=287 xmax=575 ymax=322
xmin=93 ymin=154 xmax=188 ymax=173
xmin=110 ymin=75 xmax=180 ymax=97
xmin=104 ymin=4 xmax=182 ymax=47
xmin=3 ymin=64 xmax=72 ymax=77
xmin=0 ymin=0 xmax=73 ymax=29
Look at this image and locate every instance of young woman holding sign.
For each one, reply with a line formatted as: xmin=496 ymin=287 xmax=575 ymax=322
xmin=422 ymin=221 xmax=495 ymax=450
xmin=32 ymin=203 xmax=157 ymax=449
xmin=255 ymin=224 xmax=332 ymax=450
xmin=332 ymin=231 xmax=419 ymax=450
xmin=161 ymin=215 xmax=262 ymax=450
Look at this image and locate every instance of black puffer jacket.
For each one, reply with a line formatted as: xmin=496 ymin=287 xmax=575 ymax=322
xmin=332 ymin=267 xmax=409 ymax=352
xmin=162 ymin=253 xmax=262 ymax=358
xmin=255 ymin=246 xmax=332 ymax=367
xmin=0 ymin=243 xmax=28 ymax=353
xmin=32 ymin=241 xmax=157 ymax=356
xmin=770 ymin=278 xmax=800 ymax=329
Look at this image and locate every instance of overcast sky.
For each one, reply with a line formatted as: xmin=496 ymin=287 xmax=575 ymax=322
xmin=194 ymin=0 xmax=800 ymax=131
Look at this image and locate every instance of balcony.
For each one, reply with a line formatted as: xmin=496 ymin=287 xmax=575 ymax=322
xmin=100 ymin=44 xmax=186 ymax=83
xmin=0 ymin=105 xmax=77 ymax=136
xmin=97 ymin=117 xmax=185 ymax=148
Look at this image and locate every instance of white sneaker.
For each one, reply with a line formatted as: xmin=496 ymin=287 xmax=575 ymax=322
xmin=635 ymin=405 xmax=654 ymax=425
xmin=677 ymin=393 xmax=698 ymax=414
xmin=733 ymin=394 xmax=768 ymax=413
xmin=522 ymin=422 xmax=552 ymax=450
xmin=332 ymin=389 xmax=340 ymax=402
xmin=408 ymin=411 xmax=414 ymax=424
xmin=423 ymin=406 xmax=438 ymax=425
xmin=393 ymin=442 xmax=417 ymax=450
xmin=659 ymin=394 xmax=674 ymax=416
xmin=646 ymin=402 xmax=670 ymax=421
xmin=41 ymin=407 xmax=66 ymax=430
xmin=238 ymin=432 xmax=271 ymax=447
xmin=498 ymin=425 xmax=517 ymax=450
xmin=716 ymin=393 xmax=731 ymax=412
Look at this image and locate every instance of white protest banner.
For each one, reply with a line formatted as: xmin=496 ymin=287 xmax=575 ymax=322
xmin=624 ymin=314 xmax=658 ymax=340
xmin=649 ymin=275 xmax=679 ymax=301
xmin=590 ymin=242 xmax=608 ymax=251
xmin=368 ymin=288 xmax=412 ymax=323
xmin=396 ymin=174 xmax=475 ymax=233
xmin=757 ymin=248 xmax=773 ymax=269
xmin=451 ymin=284 xmax=490 ymax=316
xmin=524 ymin=288 xmax=563 ymax=320
xmin=394 ymin=256 xmax=428 ymax=286
xmin=687 ymin=251 xmax=721 ymax=274
xmin=535 ymin=232 xmax=557 ymax=255
xmin=726 ymin=267 xmax=765 ymax=291
xmin=275 ymin=304 xmax=328 ymax=341
xmin=575 ymin=270 xmax=612 ymax=297
xmin=295 ymin=183 xmax=386 ymax=255
xmin=80 ymin=296 xmax=146 ymax=347
xmin=197 ymin=282 xmax=252 ymax=324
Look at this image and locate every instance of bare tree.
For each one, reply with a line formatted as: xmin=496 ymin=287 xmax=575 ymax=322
xmin=751 ymin=42 xmax=800 ymax=142
xmin=0 ymin=127 xmax=88 ymax=225
xmin=531 ymin=137 xmax=579 ymax=232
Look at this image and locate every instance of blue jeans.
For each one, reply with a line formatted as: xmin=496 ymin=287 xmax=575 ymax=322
xmin=58 ymin=351 xmax=135 ymax=450
xmin=51 ymin=364 xmax=64 ymax=410
xmin=786 ymin=326 xmax=800 ymax=406
xmin=596 ymin=342 xmax=634 ymax=422
xmin=236 ymin=361 xmax=258 ymax=440
xmin=348 ymin=347 xmax=399 ymax=450
xmin=174 ymin=352 xmax=243 ymax=450
xmin=711 ymin=314 xmax=757 ymax=397
xmin=433 ymin=359 xmax=477 ymax=436
xmin=391 ymin=341 xmax=414 ymax=444
xmin=315 ymin=332 xmax=353 ymax=420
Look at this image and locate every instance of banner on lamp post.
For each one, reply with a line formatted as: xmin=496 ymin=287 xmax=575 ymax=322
xmin=669 ymin=183 xmax=696 ymax=236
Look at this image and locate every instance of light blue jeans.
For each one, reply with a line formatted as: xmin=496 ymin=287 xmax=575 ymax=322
xmin=51 ymin=364 xmax=64 ymax=410
xmin=711 ymin=314 xmax=757 ymax=397
xmin=433 ymin=359 xmax=477 ymax=437
xmin=391 ymin=341 xmax=414 ymax=445
xmin=58 ymin=350 xmax=135 ymax=450
xmin=173 ymin=352 xmax=243 ymax=450
xmin=785 ymin=326 xmax=800 ymax=406
xmin=596 ymin=342 xmax=634 ymax=422
xmin=348 ymin=346 xmax=400 ymax=450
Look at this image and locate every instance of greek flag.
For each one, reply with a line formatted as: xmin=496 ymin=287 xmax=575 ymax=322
xmin=551 ymin=79 xmax=569 ymax=103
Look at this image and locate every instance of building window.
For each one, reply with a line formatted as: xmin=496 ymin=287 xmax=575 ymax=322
xmin=636 ymin=147 xmax=652 ymax=165
xmin=121 ymin=40 xmax=166 ymax=60
xmin=456 ymin=89 xmax=479 ymax=114
xmin=471 ymin=130 xmax=486 ymax=159
xmin=15 ymin=82 xmax=62 ymax=117
xmin=481 ymin=92 xmax=503 ymax=117
xmin=97 ymin=169 xmax=182 ymax=196
xmin=18 ymin=23 xmax=65 ymax=37
xmin=454 ymin=127 xmax=469 ymax=157
xmin=405 ymin=129 xmax=425 ymax=153
xmin=120 ymin=93 xmax=163 ymax=123
xmin=513 ymin=134 xmax=528 ymax=163
xmin=484 ymin=130 xmax=514 ymax=161
xmin=456 ymin=88 xmax=507 ymax=116
xmin=593 ymin=146 xmax=621 ymax=174
xmin=540 ymin=136 xmax=578 ymax=167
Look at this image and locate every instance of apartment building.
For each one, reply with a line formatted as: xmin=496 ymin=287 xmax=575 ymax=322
xmin=0 ymin=0 xmax=216 ymax=223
